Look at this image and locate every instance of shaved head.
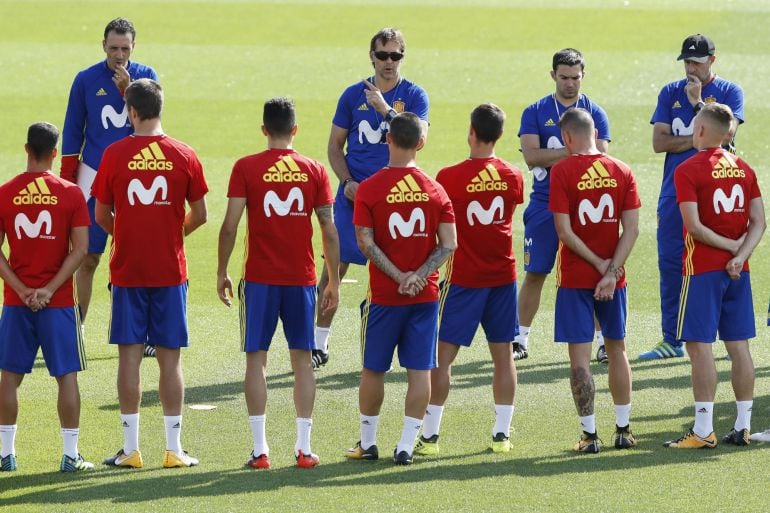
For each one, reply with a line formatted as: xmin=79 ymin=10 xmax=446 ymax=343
xmin=559 ymin=108 xmax=595 ymax=137
xmin=696 ymin=102 xmax=734 ymax=138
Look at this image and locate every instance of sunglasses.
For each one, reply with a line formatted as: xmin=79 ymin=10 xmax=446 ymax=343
xmin=373 ymin=51 xmax=404 ymax=61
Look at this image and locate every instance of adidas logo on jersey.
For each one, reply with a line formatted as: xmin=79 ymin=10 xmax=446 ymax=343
xmin=712 ymin=154 xmax=745 ymax=178
xmin=129 ymin=142 xmax=173 ymax=171
xmin=263 ymin=155 xmax=308 ymax=183
xmin=96 ymin=87 xmax=107 ymax=96
xmin=466 ymin=164 xmax=508 ymax=193
xmin=387 ymin=175 xmax=428 ymax=203
xmin=13 ymin=177 xmax=58 ymax=205
xmin=578 ymin=161 xmax=617 ymax=190
xmin=673 ymin=100 xmax=681 ymax=108
xmin=544 ymin=118 xmax=556 ymax=127
xmin=358 ymin=103 xmax=369 ymax=111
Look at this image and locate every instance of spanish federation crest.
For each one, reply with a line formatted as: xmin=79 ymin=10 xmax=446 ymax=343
xmin=393 ymin=100 xmax=406 ymax=113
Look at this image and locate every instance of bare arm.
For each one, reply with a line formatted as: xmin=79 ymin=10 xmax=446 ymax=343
xmin=652 ymin=122 xmax=693 ymax=154
xmin=184 ymin=197 xmax=208 ymax=236
xmin=33 ymin=226 xmax=89 ymax=308
xmin=95 ymin=200 xmax=114 ymax=235
xmin=520 ymin=134 xmax=568 ymax=169
xmin=328 ymin=124 xmax=358 ymax=202
xmin=594 ymin=209 xmax=640 ymax=299
xmin=216 ymin=197 xmax=246 ymax=307
xmin=553 ymin=212 xmax=607 ymax=272
xmin=355 ymin=225 xmax=407 ymax=284
xmin=596 ymin=139 xmax=610 ymax=154
xmin=0 ymin=231 xmax=34 ymax=306
xmin=726 ymin=197 xmax=766 ymax=279
xmin=680 ymin=201 xmax=742 ymax=253
xmin=316 ymin=204 xmax=340 ymax=315
xmin=413 ymin=222 xmax=457 ymax=280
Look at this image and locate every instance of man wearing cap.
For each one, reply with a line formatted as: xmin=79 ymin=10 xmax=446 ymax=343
xmin=640 ymin=34 xmax=744 ymax=361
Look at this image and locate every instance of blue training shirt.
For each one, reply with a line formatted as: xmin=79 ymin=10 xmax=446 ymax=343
xmin=650 ymin=76 xmax=744 ymax=198
xmin=62 ymin=60 xmax=158 ymax=170
xmin=332 ymin=77 xmax=429 ymax=182
xmin=518 ymin=94 xmax=610 ymax=205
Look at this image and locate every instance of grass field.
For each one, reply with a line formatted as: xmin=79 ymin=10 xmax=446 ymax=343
xmin=1 ymin=1 xmax=770 ymax=511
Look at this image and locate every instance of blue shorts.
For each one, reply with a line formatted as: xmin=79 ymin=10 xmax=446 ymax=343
xmin=522 ymin=202 xmax=558 ymax=274
xmin=677 ymin=271 xmax=755 ymax=342
xmin=86 ymin=196 xmax=108 ymax=254
xmin=238 ymin=280 xmax=315 ymax=352
xmin=360 ymin=300 xmax=438 ymax=372
xmin=555 ymin=287 xmax=627 ymax=343
xmin=438 ymin=282 xmax=519 ymax=346
xmin=0 ymin=306 xmax=85 ymax=376
xmin=334 ymin=186 xmax=367 ymax=265
xmin=109 ymin=283 xmax=189 ymax=347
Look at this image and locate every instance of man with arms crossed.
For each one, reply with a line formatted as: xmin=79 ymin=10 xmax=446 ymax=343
xmin=315 ymin=28 xmax=429 ymax=369
xmin=0 ymin=123 xmax=91 ymax=472
xmin=641 ymin=34 xmax=744 ymax=360
xmin=415 ymin=104 xmax=523 ymax=456
xmin=345 ymin=112 xmax=455 ymax=465
xmin=217 ymin=97 xmax=340 ymax=469
xmin=550 ymin=109 xmax=640 ymax=453
xmin=664 ymin=104 xmax=764 ymax=448
xmin=515 ymin=48 xmax=611 ymax=363
xmin=93 ymin=79 xmax=208 ymax=468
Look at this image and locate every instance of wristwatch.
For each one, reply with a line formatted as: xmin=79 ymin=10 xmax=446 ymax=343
xmin=385 ymin=108 xmax=398 ymax=123
xmin=694 ymin=101 xmax=706 ymax=113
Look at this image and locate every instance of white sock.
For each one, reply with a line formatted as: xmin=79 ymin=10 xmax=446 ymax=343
xmin=421 ymin=404 xmax=444 ymax=438
xmin=295 ymin=417 xmax=313 ymax=456
xmin=164 ymin=415 xmax=183 ymax=453
xmin=249 ymin=415 xmax=268 ymax=456
xmin=694 ymin=402 xmax=714 ymax=437
xmin=396 ymin=416 xmax=422 ymax=455
xmin=735 ymin=400 xmax=753 ymax=431
xmin=614 ymin=404 xmax=631 ymax=428
xmin=61 ymin=428 xmax=79 ymax=459
xmin=0 ymin=424 xmax=17 ymax=457
xmin=493 ymin=404 xmax=515 ymax=438
xmin=360 ymin=414 xmax=379 ymax=450
xmin=579 ymin=414 xmax=596 ymax=434
xmin=314 ymin=327 xmax=331 ymax=352
xmin=121 ymin=413 xmax=140 ymax=454
xmin=595 ymin=330 xmax=605 ymax=348
xmin=514 ymin=326 xmax=530 ymax=350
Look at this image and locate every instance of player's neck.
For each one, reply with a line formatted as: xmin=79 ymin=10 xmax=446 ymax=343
xmin=267 ymin=139 xmax=293 ymax=150
xmin=469 ymin=142 xmax=495 ymax=159
xmin=569 ymin=143 xmax=600 ymax=155
xmin=387 ymin=148 xmax=417 ymax=168
xmin=554 ymin=92 xmax=579 ymax=106
xmin=132 ymin=119 xmax=164 ymax=136
xmin=375 ymin=74 xmax=400 ymax=93
xmin=25 ymin=160 xmax=51 ymax=173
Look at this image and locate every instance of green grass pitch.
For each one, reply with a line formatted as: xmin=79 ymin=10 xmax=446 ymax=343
xmin=0 ymin=1 xmax=769 ymax=511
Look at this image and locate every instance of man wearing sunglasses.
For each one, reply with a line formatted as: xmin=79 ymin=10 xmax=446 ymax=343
xmin=313 ymin=28 xmax=429 ymax=370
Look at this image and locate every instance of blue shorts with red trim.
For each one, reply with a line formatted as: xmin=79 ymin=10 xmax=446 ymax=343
xmin=109 ymin=283 xmax=188 ymax=347
xmin=438 ymin=282 xmax=518 ymax=346
xmin=0 ymin=305 xmax=85 ymax=376
xmin=555 ymin=287 xmax=627 ymax=343
xmin=239 ymin=280 xmax=315 ymax=352
xmin=360 ymin=300 xmax=438 ymax=372
xmin=677 ymin=271 xmax=755 ymax=342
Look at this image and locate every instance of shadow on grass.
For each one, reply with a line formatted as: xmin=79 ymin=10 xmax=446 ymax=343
xmin=2 ymin=432 xmax=769 ymax=507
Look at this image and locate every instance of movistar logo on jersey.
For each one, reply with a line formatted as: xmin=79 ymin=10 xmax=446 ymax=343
xmin=264 ymin=187 xmax=305 ymax=217
xmin=15 ymin=211 xmax=54 ymax=239
xmin=711 ymin=154 xmax=745 ymax=179
xmin=127 ymin=176 xmax=169 ymax=206
xmin=101 ymin=104 xmax=129 ymax=129
xmin=263 ymin=155 xmax=308 ymax=183
xmin=358 ymin=120 xmax=387 ymax=145
xmin=129 ymin=142 xmax=173 ymax=171
xmin=387 ymin=175 xmax=428 ymax=203
xmin=578 ymin=161 xmax=617 ymax=190
xmin=13 ymin=177 xmax=58 ymax=206
xmin=467 ymin=196 xmax=504 ymax=226
xmin=578 ymin=193 xmax=614 ymax=226
xmin=713 ymin=184 xmax=745 ymax=214
xmin=388 ymin=208 xmax=426 ymax=238
xmin=466 ymin=164 xmax=508 ymax=193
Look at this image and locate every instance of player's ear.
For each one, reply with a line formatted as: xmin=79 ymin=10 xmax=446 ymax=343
xmin=550 ymin=70 xmax=556 ymax=82
xmin=23 ymin=143 xmax=30 ymax=156
xmin=102 ymin=39 xmax=107 ymax=53
xmin=415 ymin=135 xmax=426 ymax=152
xmin=291 ymin=125 xmax=298 ymax=136
xmin=51 ymin=147 xmax=58 ymax=159
xmin=261 ymin=125 xmax=268 ymax=137
xmin=594 ymin=129 xmax=599 ymax=143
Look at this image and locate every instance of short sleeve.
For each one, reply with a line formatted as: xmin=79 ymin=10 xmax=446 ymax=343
xmin=92 ymin=148 xmax=114 ymax=204
xmin=332 ymin=88 xmax=355 ymax=130
xmin=227 ymin=159 xmax=248 ymax=198
xmin=518 ymin=103 xmax=539 ymax=137
xmin=650 ymin=86 xmax=673 ymax=126
xmin=187 ymin=152 xmax=208 ymax=202
xmin=548 ymin=164 xmax=569 ymax=214
xmin=674 ymin=163 xmax=697 ymax=203
xmin=314 ymin=163 xmax=335 ymax=207
xmin=353 ymin=184 xmax=373 ymax=228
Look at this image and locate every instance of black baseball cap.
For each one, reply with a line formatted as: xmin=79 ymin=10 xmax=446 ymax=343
xmin=677 ymin=34 xmax=715 ymax=63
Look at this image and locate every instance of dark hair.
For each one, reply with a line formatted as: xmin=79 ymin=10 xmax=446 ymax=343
xmin=263 ymin=97 xmax=296 ymax=137
xmin=125 ymin=79 xmax=163 ymax=120
xmin=558 ymin=107 xmax=594 ymax=135
xmin=27 ymin=122 xmax=59 ymax=160
xmin=104 ymin=17 xmax=136 ymax=41
xmin=698 ymin=103 xmax=734 ymax=134
xmin=370 ymin=28 xmax=405 ymax=53
xmin=552 ymin=48 xmax=584 ymax=71
xmin=389 ymin=112 xmax=422 ymax=150
xmin=471 ymin=103 xmax=505 ymax=144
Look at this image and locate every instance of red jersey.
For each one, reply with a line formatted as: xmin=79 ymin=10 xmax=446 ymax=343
xmin=354 ymin=167 xmax=455 ymax=305
xmin=549 ymin=154 xmax=641 ymax=289
xmin=675 ymin=148 xmax=761 ymax=275
xmin=0 ymin=172 xmax=89 ymax=307
xmin=228 ymin=149 xmax=334 ymax=286
xmin=436 ymin=157 xmax=523 ymax=287
xmin=92 ymin=135 xmax=208 ymax=287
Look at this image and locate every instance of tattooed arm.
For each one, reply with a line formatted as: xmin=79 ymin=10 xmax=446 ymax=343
xmin=355 ymin=225 xmax=408 ymax=284
xmin=413 ymin=222 xmax=457 ymax=280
